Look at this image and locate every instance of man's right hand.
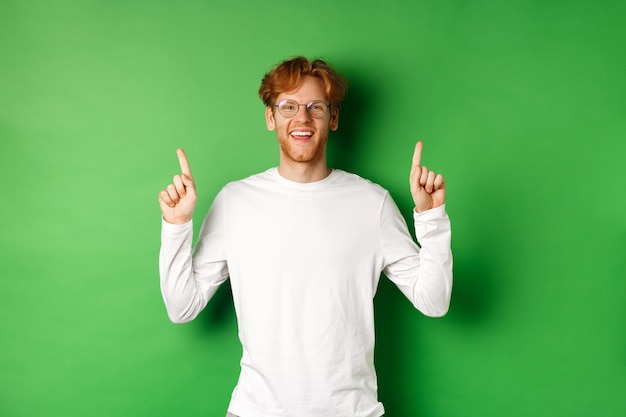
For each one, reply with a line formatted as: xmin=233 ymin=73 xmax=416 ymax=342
xmin=159 ymin=148 xmax=197 ymax=224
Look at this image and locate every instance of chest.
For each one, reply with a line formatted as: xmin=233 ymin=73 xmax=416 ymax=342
xmin=224 ymin=189 xmax=382 ymax=270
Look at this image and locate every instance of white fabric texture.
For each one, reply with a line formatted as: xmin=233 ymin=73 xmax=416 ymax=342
xmin=159 ymin=168 xmax=452 ymax=417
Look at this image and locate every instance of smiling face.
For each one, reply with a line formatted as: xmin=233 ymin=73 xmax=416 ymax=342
xmin=265 ymin=76 xmax=339 ymax=169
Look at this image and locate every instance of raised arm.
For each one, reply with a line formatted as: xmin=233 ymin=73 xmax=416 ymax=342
xmin=394 ymin=141 xmax=451 ymax=316
xmin=158 ymin=149 xmax=217 ymax=323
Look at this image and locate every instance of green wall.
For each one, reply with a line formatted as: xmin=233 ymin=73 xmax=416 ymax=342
xmin=1 ymin=1 xmax=624 ymax=416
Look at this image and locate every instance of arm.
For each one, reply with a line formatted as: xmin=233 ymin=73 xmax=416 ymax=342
xmin=380 ymin=196 xmax=452 ymax=317
xmin=382 ymin=141 xmax=452 ymax=316
xmin=411 ymin=205 xmax=452 ymax=316
xmin=158 ymin=149 xmax=228 ymax=323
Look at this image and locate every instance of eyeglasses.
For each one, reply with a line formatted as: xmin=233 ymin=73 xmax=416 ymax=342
xmin=274 ymin=99 xmax=331 ymax=119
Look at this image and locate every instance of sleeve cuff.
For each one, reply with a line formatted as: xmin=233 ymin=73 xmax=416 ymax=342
xmin=161 ymin=217 xmax=193 ymax=236
xmin=413 ymin=204 xmax=447 ymax=221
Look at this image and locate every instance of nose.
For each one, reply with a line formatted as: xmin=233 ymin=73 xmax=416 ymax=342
xmin=295 ymin=104 xmax=312 ymax=122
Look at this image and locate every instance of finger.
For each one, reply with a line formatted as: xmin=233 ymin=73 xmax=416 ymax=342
xmin=177 ymin=148 xmax=193 ymax=177
xmin=173 ymin=175 xmax=186 ymax=197
xmin=166 ymin=184 xmax=181 ymax=204
xmin=412 ymin=141 xmax=423 ymax=167
xmin=425 ymin=170 xmax=436 ymax=193
xmin=181 ymin=173 xmax=195 ymax=189
xmin=159 ymin=190 xmax=175 ymax=208
xmin=434 ymin=174 xmax=445 ymax=190
xmin=410 ymin=165 xmax=421 ymax=193
xmin=419 ymin=166 xmax=429 ymax=186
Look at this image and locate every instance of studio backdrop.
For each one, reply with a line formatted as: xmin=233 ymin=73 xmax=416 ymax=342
xmin=1 ymin=1 xmax=624 ymax=416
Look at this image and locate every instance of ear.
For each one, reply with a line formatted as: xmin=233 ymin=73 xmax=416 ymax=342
xmin=329 ymin=107 xmax=339 ymax=131
xmin=265 ymin=106 xmax=276 ymax=131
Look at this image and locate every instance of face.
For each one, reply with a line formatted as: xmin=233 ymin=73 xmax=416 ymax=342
xmin=265 ymin=76 xmax=339 ymax=167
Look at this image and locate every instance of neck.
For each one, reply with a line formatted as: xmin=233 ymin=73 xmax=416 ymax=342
xmin=277 ymin=159 xmax=331 ymax=183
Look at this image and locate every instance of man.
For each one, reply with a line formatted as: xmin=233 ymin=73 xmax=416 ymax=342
xmin=158 ymin=56 xmax=452 ymax=417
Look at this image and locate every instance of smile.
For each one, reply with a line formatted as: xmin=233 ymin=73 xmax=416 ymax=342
xmin=290 ymin=131 xmax=313 ymax=137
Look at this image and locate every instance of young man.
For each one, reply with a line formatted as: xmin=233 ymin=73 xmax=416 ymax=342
xmin=158 ymin=57 xmax=452 ymax=417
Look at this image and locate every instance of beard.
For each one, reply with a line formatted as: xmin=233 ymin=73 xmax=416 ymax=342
xmin=276 ymin=130 xmax=328 ymax=164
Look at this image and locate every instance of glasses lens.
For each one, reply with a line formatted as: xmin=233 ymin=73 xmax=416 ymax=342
xmin=277 ymin=100 xmax=298 ymax=117
xmin=307 ymin=101 xmax=328 ymax=118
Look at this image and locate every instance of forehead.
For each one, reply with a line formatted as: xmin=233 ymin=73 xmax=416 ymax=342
xmin=276 ymin=76 xmax=327 ymax=102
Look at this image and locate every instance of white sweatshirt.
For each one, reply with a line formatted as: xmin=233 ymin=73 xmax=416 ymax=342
xmin=160 ymin=168 xmax=452 ymax=417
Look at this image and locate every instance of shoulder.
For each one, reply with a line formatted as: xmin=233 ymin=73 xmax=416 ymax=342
xmin=331 ymin=169 xmax=389 ymax=196
xmin=222 ymin=168 xmax=277 ymax=192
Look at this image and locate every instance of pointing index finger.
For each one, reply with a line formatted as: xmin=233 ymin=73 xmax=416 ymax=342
xmin=177 ymin=148 xmax=193 ymax=177
xmin=412 ymin=141 xmax=423 ymax=167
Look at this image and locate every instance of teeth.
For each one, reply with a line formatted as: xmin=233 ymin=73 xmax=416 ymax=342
xmin=291 ymin=131 xmax=313 ymax=137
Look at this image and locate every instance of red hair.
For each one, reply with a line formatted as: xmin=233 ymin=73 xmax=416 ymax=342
xmin=258 ymin=56 xmax=348 ymax=107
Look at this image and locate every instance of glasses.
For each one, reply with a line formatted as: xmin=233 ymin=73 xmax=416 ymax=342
xmin=274 ymin=99 xmax=331 ymax=119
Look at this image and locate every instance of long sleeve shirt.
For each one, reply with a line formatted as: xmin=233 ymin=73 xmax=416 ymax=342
xmin=159 ymin=168 xmax=452 ymax=417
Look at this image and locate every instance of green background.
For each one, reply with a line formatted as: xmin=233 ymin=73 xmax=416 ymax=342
xmin=1 ymin=0 xmax=624 ymax=416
